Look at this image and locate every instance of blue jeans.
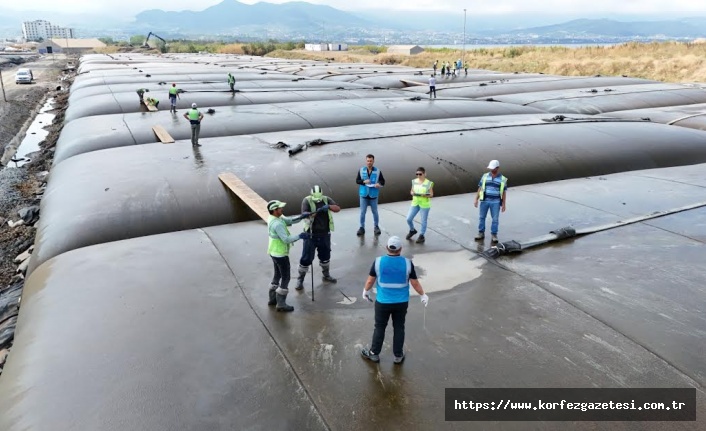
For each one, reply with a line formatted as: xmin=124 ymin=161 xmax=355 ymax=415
xmin=478 ymin=200 xmax=501 ymax=234
xmin=359 ymin=197 xmax=379 ymax=228
xmin=406 ymin=206 xmax=430 ymax=235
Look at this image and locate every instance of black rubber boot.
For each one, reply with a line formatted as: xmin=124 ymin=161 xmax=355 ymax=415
xmin=275 ymin=290 xmax=294 ymax=312
xmin=295 ymin=265 xmax=308 ymax=290
xmin=321 ymin=262 xmax=337 ymax=283
xmin=268 ymin=285 xmax=277 ymax=306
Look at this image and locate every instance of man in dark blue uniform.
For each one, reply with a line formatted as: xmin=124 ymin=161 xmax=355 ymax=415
xmin=295 ymin=185 xmax=341 ymax=290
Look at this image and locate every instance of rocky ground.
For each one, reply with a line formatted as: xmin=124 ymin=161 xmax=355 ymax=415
xmin=0 ymin=55 xmax=71 ymax=373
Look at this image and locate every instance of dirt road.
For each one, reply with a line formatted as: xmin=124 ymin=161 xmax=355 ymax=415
xmin=0 ymin=55 xmax=66 ymax=155
xmin=0 ymin=54 xmax=65 ymax=99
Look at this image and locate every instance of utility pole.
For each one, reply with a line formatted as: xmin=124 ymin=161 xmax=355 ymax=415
xmin=463 ymin=8 xmax=467 ymax=68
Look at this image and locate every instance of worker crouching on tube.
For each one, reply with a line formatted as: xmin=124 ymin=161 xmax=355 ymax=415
xmin=295 ymin=185 xmax=341 ymax=290
xmin=267 ymin=200 xmax=310 ymax=312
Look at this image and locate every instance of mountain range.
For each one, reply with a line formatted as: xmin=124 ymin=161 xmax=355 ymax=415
xmin=2 ymin=1 xmax=706 ymax=41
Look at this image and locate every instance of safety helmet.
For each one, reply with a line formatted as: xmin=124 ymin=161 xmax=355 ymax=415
xmin=267 ymin=200 xmax=286 ymax=211
xmin=310 ymin=185 xmax=323 ymax=203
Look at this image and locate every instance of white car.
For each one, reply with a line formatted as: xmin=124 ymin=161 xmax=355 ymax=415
xmin=15 ymin=69 xmax=33 ymax=84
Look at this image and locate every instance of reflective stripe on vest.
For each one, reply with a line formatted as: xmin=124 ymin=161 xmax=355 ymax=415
xmin=267 ymin=215 xmax=290 ymax=256
xmin=479 ymin=173 xmax=507 ymax=201
xmin=375 ymin=255 xmax=411 ymax=288
xmin=188 ymin=108 xmax=200 ymax=121
xmin=359 ymin=166 xmax=379 ymax=198
xmin=411 ymin=178 xmax=432 ymax=208
xmin=303 ymin=196 xmax=334 ymax=232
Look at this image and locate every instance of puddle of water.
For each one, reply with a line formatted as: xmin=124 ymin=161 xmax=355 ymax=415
xmin=411 ymin=249 xmax=485 ymax=294
xmin=13 ymin=98 xmax=55 ymax=167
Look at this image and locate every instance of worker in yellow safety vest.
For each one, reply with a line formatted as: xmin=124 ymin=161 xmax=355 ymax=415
xmin=405 ymin=167 xmax=434 ymax=244
xmin=183 ymin=103 xmax=205 ymax=147
xmin=168 ymin=83 xmax=180 ymax=113
xmin=294 ymin=185 xmax=341 ymax=290
xmin=267 ymin=200 xmax=311 ymax=312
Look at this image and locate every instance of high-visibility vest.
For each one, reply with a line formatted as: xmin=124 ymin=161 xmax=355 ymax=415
xmin=187 ymin=108 xmax=200 ymax=122
xmin=303 ymin=196 xmax=334 ymax=232
xmin=228 ymin=74 xmax=235 ymax=84
xmin=268 ymin=215 xmax=290 ymax=257
xmin=359 ymin=167 xmax=380 ymax=198
xmin=411 ymin=178 xmax=433 ymax=208
xmin=169 ymin=86 xmax=178 ymax=96
xmin=375 ymin=255 xmax=412 ymax=304
xmin=479 ymin=173 xmax=507 ymax=201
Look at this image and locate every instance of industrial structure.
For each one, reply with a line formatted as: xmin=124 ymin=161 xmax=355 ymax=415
xmin=0 ymin=53 xmax=705 ymax=430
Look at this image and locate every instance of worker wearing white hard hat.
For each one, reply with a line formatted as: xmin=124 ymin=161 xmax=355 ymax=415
xmin=474 ymin=160 xmax=508 ymax=244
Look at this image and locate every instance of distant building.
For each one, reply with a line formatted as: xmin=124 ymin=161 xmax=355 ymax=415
xmin=22 ymin=20 xmax=75 ymax=41
xmin=387 ymin=45 xmax=425 ymax=55
xmin=327 ymin=43 xmax=348 ymax=51
xmin=305 ymin=43 xmax=328 ymax=51
xmin=38 ymin=38 xmax=106 ymax=55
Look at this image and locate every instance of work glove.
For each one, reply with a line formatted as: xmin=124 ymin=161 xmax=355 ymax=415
xmin=420 ymin=294 xmax=429 ymax=307
xmin=299 ymin=232 xmax=310 ymax=240
xmin=317 ymin=205 xmax=330 ymax=213
xmin=291 ymin=212 xmax=311 ymax=222
xmin=362 ymin=289 xmax=372 ymax=302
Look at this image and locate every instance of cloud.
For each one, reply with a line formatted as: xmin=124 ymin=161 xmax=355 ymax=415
xmin=4 ymin=0 xmax=706 ymax=16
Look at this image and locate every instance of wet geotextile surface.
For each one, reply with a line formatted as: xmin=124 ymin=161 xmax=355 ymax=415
xmin=2 ymin=177 xmax=705 ymax=430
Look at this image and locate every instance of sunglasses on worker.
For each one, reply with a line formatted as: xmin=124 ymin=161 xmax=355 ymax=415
xmin=415 ymin=172 xmax=423 ymax=176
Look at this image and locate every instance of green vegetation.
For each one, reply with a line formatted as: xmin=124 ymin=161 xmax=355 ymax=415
xmin=129 ymin=35 xmax=144 ymax=46
xmin=241 ymin=41 xmax=304 ymax=56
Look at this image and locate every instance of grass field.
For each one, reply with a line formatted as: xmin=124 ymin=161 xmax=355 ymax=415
xmin=269 ymin=41 xmax=706 ymax=83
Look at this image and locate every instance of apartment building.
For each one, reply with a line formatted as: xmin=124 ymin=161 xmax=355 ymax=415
xmin=22 ymin=20 xmax=75 ymax=41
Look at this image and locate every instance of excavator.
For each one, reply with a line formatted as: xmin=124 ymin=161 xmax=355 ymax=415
xmin=142 ymin=32 xmax=168 ymax=52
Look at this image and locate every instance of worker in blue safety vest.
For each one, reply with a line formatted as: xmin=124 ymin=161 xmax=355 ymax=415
xmin=356 ymin=154 xmax=385 ymax=237
xmin=295 ymin=185 xmax=341 ymax=290
xmin=183 ymin=103 xmax=204 ymax=147
xmin=361 ymin=236 xmax=428 ymax=364
xmin=474 ymin=159 xmax=508 ymax=243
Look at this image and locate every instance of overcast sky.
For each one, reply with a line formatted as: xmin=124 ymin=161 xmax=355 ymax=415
xmin=5 ymin=0 xmax=706 ymax=16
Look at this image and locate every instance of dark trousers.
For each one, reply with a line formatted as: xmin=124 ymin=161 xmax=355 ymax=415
xmin=299 ymin=234 xmax=331 ymax=266
xmin=271 ymin=255 xmax=291 ymax=290
xmin=190 ymin=123 xmax=201 ymax=145
xmin=371 ymin=301 xmax=408 ymax=357
xmin=429 ymin=86 xmax=436 ymax=98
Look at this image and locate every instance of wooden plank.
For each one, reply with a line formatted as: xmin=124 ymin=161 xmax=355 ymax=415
xmin=399 ymin=79 xmax=427 ymax=87
xmin=218 ymin=172 xmax=270 ymax=222
xmin=142 ymin=97 xmax=158 ymax=112
xmin=152 ymin=125 xmax=174 ymax=143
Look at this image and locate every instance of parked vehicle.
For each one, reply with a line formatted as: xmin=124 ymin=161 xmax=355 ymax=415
xmin=15 ymin=68 xmax=33 ymax=84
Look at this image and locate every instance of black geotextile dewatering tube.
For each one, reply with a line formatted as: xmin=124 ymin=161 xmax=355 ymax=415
xmin=482 ymin=201 xmax=706 ymax=259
